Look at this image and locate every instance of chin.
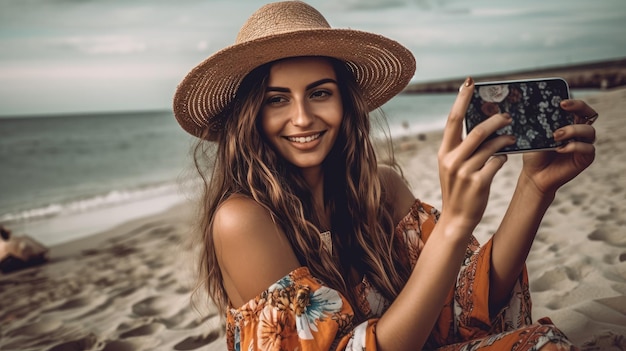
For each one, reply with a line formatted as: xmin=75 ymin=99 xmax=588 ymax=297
xmin=288 ymin=159 xmax=324 ymax=169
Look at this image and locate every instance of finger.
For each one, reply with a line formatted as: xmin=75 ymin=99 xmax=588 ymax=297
xmin=556 ymin=140 xmax=596 ymax=155
xmin=462 ymin=134 xmax=516 ymax=171
xmin=441 ymin=77 xmax=474 ymax=153
xmin=479 ymin=154 xmax=508 ymax=179
xmin=560 ymin=99 xmax=598 ymax=125
xmin=554 ymin=124 xmax=596 ymax=144
xmin=458 ymin=113 xmax=513 ymax=160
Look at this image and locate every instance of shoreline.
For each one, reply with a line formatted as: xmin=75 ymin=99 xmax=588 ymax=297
xmin=404 ymin=57 xmax=626 ymax=93
xmin=1 ymin=87 xmax=625 ymax=350
xmin=47 ymin=199 xmax=196 ymax=260
xmin=0 ymin=89 xmax=602 ymax=246
xmin=4 ymin=188 xmax=190 ymax=248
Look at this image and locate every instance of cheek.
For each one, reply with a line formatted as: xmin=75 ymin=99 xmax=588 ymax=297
xmin=260 ymin=112 xmax=276 ymax=138
xmin=330 ymin=105 xmax=344 ymax=128
xmin=315 ymin=101 xmax=343 ymax=127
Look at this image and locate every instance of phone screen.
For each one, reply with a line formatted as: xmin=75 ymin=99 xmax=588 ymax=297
xmin=464 ymin=77 xmax=573 ymax=154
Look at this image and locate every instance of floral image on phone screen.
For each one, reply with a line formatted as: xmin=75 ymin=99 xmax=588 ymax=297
xmin=465 ymin=78 xmax=574 ymax=154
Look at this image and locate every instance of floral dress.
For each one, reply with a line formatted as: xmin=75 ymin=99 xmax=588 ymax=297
xmin=225 ymin=199 xmax=578 ymax=351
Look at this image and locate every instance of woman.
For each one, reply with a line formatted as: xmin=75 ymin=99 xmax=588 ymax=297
xmin=173 ymin=1 xmax=597 ymax=350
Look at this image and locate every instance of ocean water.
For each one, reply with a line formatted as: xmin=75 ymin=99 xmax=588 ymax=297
xmin=0 ymin=94 xmax=456 ymax=246
xmin=1 ymin=0 xmax=620 ymax=246
xmin=0 ymin=89 xmax=599 ymax=246
xmin=0 ymin=110 xmax=197 ymax=245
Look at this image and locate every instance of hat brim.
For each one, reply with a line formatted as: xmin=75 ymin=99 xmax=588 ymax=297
xmin=173 ymin=28 xmax=416 ymax=139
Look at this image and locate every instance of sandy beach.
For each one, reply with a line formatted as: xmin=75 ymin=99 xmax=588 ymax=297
xmin=1 ymin=87 xmax=625 ymax=351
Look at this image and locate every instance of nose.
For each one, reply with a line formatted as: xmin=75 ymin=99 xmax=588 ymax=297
xmin=290 ymin=99 xmax=314 ymax=127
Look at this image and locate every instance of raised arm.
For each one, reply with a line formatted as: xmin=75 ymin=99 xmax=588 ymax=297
xmin=489 ymin=99 xmax=597 ymax=311
xmin=375 ymin=77 xmax=517 ymax=351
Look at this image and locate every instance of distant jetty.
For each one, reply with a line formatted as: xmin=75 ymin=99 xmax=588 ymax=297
xmin=403 ymin=57 xmax=626 ymax=94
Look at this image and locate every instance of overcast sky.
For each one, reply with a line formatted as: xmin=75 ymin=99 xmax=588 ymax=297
xmin=1 ymin=0 xmax=625 ymax=117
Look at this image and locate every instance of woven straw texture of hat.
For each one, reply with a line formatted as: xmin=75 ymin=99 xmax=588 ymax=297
xmin=173 ymin=1 xmax=416 ymax=139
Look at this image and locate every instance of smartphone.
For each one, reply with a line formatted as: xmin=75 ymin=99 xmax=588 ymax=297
xmin=464 ymin=77 xmax=574 ymax=154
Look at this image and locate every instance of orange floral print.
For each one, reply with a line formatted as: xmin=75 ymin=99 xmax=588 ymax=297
xmin=225 ymin=199 xmax=579 ymax=351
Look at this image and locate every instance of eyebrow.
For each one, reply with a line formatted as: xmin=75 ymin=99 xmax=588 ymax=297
xmin=266 ymin=78 xmax=338 ymax=93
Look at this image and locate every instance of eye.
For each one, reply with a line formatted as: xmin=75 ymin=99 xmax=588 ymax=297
xmin=310 ymin=89 xmax=331 ymax=100
xmin=265 ymin=94 xmax=288 ymax=106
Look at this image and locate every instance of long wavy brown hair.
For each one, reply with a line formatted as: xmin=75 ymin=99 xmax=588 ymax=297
xmin=192 ymin=56 xmax=411 ymax=323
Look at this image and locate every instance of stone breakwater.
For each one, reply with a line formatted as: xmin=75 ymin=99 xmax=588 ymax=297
xmin=404 ymin=57 xmax=626 ymax=94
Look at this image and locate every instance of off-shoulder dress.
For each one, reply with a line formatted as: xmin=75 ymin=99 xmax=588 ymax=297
xmin=225 ymin=199 xmax=576 ymax=351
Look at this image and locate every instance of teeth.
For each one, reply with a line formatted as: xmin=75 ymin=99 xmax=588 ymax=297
xmin=287 ymin=133 xmax=321 ymax=143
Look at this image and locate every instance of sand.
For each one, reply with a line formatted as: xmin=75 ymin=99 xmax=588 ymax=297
xmin=1 ymin=88 xmax=625 ymax=351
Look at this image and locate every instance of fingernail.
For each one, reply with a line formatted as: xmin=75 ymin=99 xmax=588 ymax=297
xmin=561 ymin=99 xmax=573 ymax=107
xmin=460 ymin=77 xmax=473 ymax=91
xmin=464 ymin=76 xmax=474 ymax=87
xmin=554 ymin=129 xmax=565 ymax=140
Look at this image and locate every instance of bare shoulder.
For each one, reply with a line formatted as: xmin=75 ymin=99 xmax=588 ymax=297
xmin=378 ymin=164 xmax=416 ymax=224
xmin=212 ymin=195 xmax=300 ymax=307
xmin=212 ymin=195 xmax=275 ymax=240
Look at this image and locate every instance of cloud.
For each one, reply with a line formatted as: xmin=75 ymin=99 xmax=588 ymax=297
xmin=0 ymin=60 xmax=186 ymax=80
xmin=1 ymin=0 xmax=624 ymax=116
xmin=328 ymin=0 xmax=407 ymax=11
xmin=469 ymin=7 xmax=535 ymax=17
xmin=58 ymin=35 xmax=148 ymax=55
xmin=325 ymin=0 xmax=454 ymax=11
xmin=0 ymin=60 xmax=185 ymax=116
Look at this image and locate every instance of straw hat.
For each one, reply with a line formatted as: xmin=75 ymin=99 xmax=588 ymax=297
xmin=173 ymin=0 xmax=416 ymax=139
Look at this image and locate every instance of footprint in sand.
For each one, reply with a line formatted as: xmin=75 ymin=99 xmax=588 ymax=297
xmin=596 ymin=206 xmax=618 ymax=221
xmin=45 ymin=296 xmax=92 ymax=311
xmin=557 ymin=205 xmax=571 ymax=215
xmin=160 ymin=308 xmax=191 ymax=329
xmin=588 ymin=228 xmax=626 ymax=247
xmin=173 ymin=329 xmax=222 ymax=351
xmin=132 ymin=295 xmax=180 ymax=317
xmin=6 ymin=318 xmax=63 ymax=337
xmin=539 ymin=224 xmax=554 ymax=234
xmin=569 ymin=193 xmax=588 ymax=206
xmin=42 ymin=294 xmax=109 ymax=320
xmin=109 ymin=285 xmax=140 ymax=299
xmin=46 ymin=334 xmax=99 ymax=351
xmin=102 ymin=340 xmax=147 ymax=351
xmin=145 ymin=258 xmax=166 ymax=269
xmin=119 ymin=322 xmax=165 ymax=338
xmin=530 ymin=265 xmax=579 ymax=293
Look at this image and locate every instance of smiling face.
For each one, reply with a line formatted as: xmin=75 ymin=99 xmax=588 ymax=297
xmin=260 ymin=57 xmax=343 ymax=172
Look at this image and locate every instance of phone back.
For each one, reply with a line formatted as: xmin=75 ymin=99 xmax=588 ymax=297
xmin=465 ymin=77 xmax=573 ymax=154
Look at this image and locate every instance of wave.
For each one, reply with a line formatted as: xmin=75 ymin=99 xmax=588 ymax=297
xmin=0 ymin=182 xmax=189 ymax=224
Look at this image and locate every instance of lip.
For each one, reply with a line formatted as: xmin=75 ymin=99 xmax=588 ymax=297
xmin=282 ymin=131 xmax=326 ymax=150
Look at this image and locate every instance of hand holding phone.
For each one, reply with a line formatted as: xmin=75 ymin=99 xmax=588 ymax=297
xmin=464 ymin=78 xmax=574 ymax=154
